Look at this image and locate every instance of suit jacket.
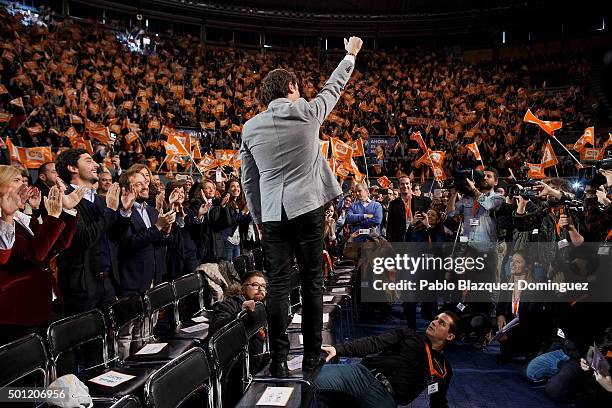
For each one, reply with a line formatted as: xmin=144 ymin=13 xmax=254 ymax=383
xmin=57 ymin=189 xmax=130 ymax=311
xmin=189 ymin=198 xmax=230 ymax=263
xmin=0 ymin=212 xmax=77 ymax=326
xmin=386 ymin=196 xmax=432 ymax=242
xmin=240 ymin=57 xmax=354 ymax=223
xmin=118 ymin=203 xmax=169 ymax=296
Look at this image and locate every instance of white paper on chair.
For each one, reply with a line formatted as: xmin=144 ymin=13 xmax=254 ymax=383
xmin=291 ymin=314 xmax=302 ymax=325
xmin=323 ymin=295 xmax=334 ymax=302
xmin=88 ymin=371 xmax=135 ymax=387
xmin=191 ymin=315 xmax=209 ymax=323
xmin=336 ymin=279 xmax=350 ymax=284
xmin=256 ymin=386 xmax=294 ymax=406
xmin=181 ymin=322 xmax=209 ymax=333
xmin=135 ymin=343 xmax=167 ymax=355
xmin=287 ymin=355 xmax=303 ymax=371
xmin=323 ymin=313 xmax=330 ymax=323
xmin=331 ymin=288 xmax=346 ymax=293
xmin=299 ymin=334 xmax=303 ymax=345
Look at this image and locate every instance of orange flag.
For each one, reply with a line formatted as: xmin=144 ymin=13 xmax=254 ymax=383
xmin=124 ymin=131 xmax=139 ymax=144
xmin=320 ymin=140 xmax=329 ymax=158
xmin=9 ymin=97 xmax=24 ymax=109
xmin=602 ymin=134 xmax=612 ymax=151
xmin=523 ymin=109 xmax=563 ymax=136
xmin=148 ymin=119 xmax=160 ymax=129
xmin=411 ymin=131 xmax=427 ymax=152
xmin=88 ymin=125 xmax=113 ymax=144
xmin=0 ymin=112 xmax=11 ymax=123
xmin=0 ymin=84 xmax=8 ymax=95
xmin=198 ymin=154 xmax=219 ymax=171
xmin=526 ymin=162 xmax=545 ymax=179
xmin=466 ymin=142 xmax=482 ymax=161
xmin=377 ymin=176 xmax=391 ymax=189
xmin=431 ymin=164 xmax=447 ymax=180
xmin=23 ymin=147 xmax=53 ymax=169
xmin=163 ymin=135 xmax=189 ymax=156
xmin=415 ymin=149 xmax=445 ymax=168
xmin=64 ymin=126 xmax=78 ymax=140
xmin=192 ymin=143 xmax=202 ymax=160
xmin=27 ymin=124 xmax=43 ymax=135
xmin=350 ymin=139 xmax=365 ymax=157
xmin=330 ymin=138 xmax=353 ymax=163
xmin=580 ymin=148 xmax=601 ymax=161
xmin=69 ymin=114 xmax=83 ymax=124
xmin=160 ymin=125 xmax=172 ymax=136
xmin=573 ymin=126 xmax=594 ymax=153
xmin=541 ymin=141 xmax=559 ymax=168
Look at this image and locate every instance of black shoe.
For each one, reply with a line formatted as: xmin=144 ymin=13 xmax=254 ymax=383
xmin=302 ymin=354 xmax=326 ymax=381
xmin=269 ymin=359 xmax=289 ymax=378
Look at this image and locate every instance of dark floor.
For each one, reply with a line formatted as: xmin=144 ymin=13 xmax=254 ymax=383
xmin=343 ymin=305 xmax=572 ymax=408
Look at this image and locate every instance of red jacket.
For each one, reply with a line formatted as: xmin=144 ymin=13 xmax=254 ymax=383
xmin=0 ymin=212 xmax=78 ymax=326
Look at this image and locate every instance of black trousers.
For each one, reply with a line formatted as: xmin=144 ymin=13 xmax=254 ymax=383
xmin=263 ymin=206 xmax=324 ymax=361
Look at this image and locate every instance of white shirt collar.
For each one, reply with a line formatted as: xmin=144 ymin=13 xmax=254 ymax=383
xmin=14 ymin=211 xmax=34 ymax=236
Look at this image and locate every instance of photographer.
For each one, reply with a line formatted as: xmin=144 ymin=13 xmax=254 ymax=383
xmin=583 ymin=169 xmax=612 ymax=242
xmin=512 ymin=179 xmax=586 ymax=280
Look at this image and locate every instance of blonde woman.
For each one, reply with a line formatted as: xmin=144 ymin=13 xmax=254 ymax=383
xmin=0 ymin=165 xmax=84 ymax=344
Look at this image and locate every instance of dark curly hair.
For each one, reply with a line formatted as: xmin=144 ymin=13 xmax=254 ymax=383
xmin=55 ymin=148 xmax=88 ymax=184
xmin=261 ymin=68 xmax=298 ymax=105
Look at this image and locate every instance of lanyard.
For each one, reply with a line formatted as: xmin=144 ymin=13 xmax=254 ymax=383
xmin=424 ymin=342 xmax=447 ymax=379
xmin=472 ymin=198 xmax=479 ymax=218
xmin=512 ymin=287 xmax=521 ymax=316
xmin=403 ymin=198 xmax=412 ymax=222
xmin=552 ymin=207 xmax=564 ymax=237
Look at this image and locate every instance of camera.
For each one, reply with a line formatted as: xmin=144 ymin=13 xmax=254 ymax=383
xmin=506 ymin=180 xmax=540 ymax=199
xmin=444 ymin=169 xmax=485 ymax=194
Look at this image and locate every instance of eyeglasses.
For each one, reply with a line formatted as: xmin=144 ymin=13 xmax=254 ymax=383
xmin=243 ymin=283 xmax=267 ymax=291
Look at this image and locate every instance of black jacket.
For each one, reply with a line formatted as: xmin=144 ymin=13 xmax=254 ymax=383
xmin=386 ymin=196 xmax=432 ymax=242
xmin=165 ymin=207 xmax=201 ymax=280
xmin=57 ymin=190 xmax=130 ymax=312
xmin=209 ymin=294 xmax=267 ymax=373
xmin=335 ymin=327 xmax=451 ymax=407
xmin=189 ymin=198 xmax=230 ymax=263
xmin=118 ymin=202 xmax=169 ymax=296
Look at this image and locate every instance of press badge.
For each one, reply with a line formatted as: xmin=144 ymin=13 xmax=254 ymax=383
xmin=469 ymin=218 xmax=480 ymax=227
xmin=557 ymin=239 xmax=569 ymax=249
xmin=428 ymin=383 xmax=439 ymax=394
xmin=532 ymin=229 xmax=539 ymax=235
xmin=557 ymin=329 xmax=566 ymax=339
xmin=459 ymin=236 xmax=469 ymax=243
xmin=456 ymin=303 xmax=466 ymax=312
xmin=598 ymin=245 xmax=610 ymax=256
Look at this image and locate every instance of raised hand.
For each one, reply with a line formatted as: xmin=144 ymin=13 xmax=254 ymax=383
xmin=106 ymin=183 xmax=121 ymax=211
xmin=121 ymin=184 xmax=136 ymax=212
xmin=198 ymin=201 xmax=212 ymax=218
xmin=168 ymin=188 xmax=182 ymax=207
xmin=62 ymin=186 xmax=86 ymax=210
xmin=343 ymin=36 xmax=363 ymax=56
xmin=44 ymin=186 xmax=63 ymax=218
xmin=220 ymin=194 xmax=230 ymax=208
xmin=28 ymin=187 xmax=42 ymax=210
xmin=155 ymin=191 xmax=165 ymax=212
xmin=0 ymin=189 xmax=20 ymax=220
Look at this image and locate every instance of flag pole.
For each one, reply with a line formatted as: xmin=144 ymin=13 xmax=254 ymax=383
xmin=551 ymin=134 xmax=583 ymax=168
xmin=13 ymin=108 xmax=38 ymax=136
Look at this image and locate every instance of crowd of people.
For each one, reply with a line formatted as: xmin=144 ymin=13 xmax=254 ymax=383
xmin=1 ymin=3 xmax=611 ymax=408
xmin=0 ymin=7 xmax=603 ymax=179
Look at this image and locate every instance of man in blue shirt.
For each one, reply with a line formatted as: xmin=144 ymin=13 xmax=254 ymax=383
xmin=347 ymin=183 xmax=383 ymax=236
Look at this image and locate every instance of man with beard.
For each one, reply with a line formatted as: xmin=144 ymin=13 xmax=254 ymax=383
xmin=115 ymin=169 xmax=176 ymax=358
xmin=55 ymin=148 xmax=136 ymax=315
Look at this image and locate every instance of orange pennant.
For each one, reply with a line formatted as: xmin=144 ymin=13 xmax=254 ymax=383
xmin=377 ymin=176 xmax=391 ymax=189
xmin=350 ymin=139 xmax=365 ymax=157
xmin=523 ymin=109 xmax=563 ymax=136
xmin=541 ymin=141 xmax=559 ymax=168
xmin=526 ymin=162 xmax=546 ymax=179
xmin=573 ymin=126 xmax=594 ymax=153
xmin=330 ymin=138 xmax=353 ymax=163
xmin=466 ymin=142 xmax=482 ymax=161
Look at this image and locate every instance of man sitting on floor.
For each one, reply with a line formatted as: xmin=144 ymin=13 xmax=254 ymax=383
xmin=315 ymin=311 xmax=459 ymax=408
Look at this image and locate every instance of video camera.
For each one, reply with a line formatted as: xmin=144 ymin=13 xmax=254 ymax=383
xmin=506 ymin=180 xmax=540 ymax=199
xmin=444 ymin=169 xmax=485 ymax=195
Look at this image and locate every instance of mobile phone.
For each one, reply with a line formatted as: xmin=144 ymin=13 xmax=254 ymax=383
xmin=358 ymin=228 xmax=370 ymax=235
xmin=175 ymin=174 xmax=187 ymax=181
xmin=215 ymin=170 xmax=222 ymax=183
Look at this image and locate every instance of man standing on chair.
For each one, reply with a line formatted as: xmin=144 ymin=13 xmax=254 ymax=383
xmin=241 ymin=36 xmax=363 ymax=377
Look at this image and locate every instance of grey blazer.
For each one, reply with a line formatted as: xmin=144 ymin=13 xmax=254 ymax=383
xmin=240 ymin=56 xmax=355 ymax=223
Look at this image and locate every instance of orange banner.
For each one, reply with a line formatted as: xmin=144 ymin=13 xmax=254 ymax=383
xmin=541 ymin=141 xmax=559 ymax=168
xmin=573 ymin=126 xmax=594 ymax=153
xmin=523 ymin=109 xmax=563 ymax=136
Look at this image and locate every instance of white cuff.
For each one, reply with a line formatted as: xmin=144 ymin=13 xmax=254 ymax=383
xmin=120 ymin=209 xmax=132 ymax=218
xmin=62 ymin=208 xmax=78 ymax=217
xmin=343 ymin=54 xmax=355 ymax=64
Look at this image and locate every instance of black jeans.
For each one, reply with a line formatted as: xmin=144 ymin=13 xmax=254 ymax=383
xmin=263 ymin=206 xmax=324 ymax=362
